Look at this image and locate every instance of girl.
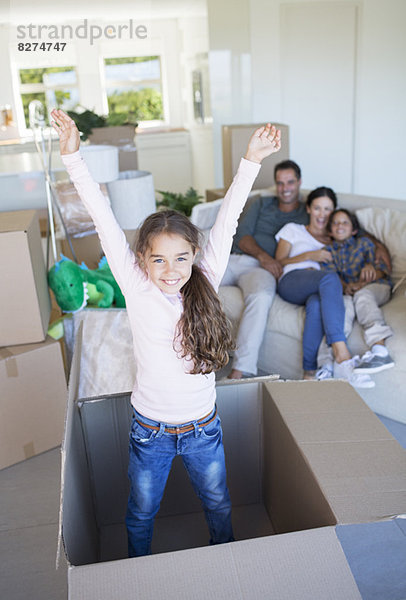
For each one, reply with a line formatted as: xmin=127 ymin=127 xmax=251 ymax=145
xmin=274 ymin=187 xmax=374 ymax=388
xmin=51 ymin=109 xmax=281 ymax=557
xmin=322 ymin=209 xmax=394 ymax=373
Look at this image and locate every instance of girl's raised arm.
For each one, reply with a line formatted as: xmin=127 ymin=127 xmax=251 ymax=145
xmin=50 ymin=108 xmax=140 ymax=296
xmin=202 ymin=123 xmax=281 ymax=287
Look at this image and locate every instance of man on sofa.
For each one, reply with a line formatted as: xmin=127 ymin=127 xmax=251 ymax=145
xmin=222 ymin=159 xmax=308 ymax=379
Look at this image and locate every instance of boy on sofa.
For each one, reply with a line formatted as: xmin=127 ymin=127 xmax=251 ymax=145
xmin=321 ymin=208 xmax=395 ymax=374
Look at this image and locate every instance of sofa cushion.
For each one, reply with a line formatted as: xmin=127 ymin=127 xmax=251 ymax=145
xmin=219 ymin=286 xmax=304 ymax=342
xmin=355 ymin=207 xmax=406 ymax=281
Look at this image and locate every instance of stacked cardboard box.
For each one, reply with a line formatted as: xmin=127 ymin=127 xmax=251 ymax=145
xmin=0 ymin=210 xmax=50 ymax=346
xmin=88 ymin=126 xmax=138 ymax=172
xmin=0 ymin=209 xmax=67 ymax=469
xmin=0 ymin=337 xmax=67 ymax=470
xmin=222 ymin=122 xmax=290 ymax=190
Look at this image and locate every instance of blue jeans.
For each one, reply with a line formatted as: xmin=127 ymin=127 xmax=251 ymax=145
xmin=278 ymin=269 xmax=346 ymax=370
xmin=126 ymin=406 xmax=234 ymax=557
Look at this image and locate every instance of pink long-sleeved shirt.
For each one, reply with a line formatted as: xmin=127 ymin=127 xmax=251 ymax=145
xmin=62 ymin=151 xmax=260 ymax=423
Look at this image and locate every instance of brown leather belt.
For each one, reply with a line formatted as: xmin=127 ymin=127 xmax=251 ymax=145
xmin=136 ymin=408 xmax=217 ymax=434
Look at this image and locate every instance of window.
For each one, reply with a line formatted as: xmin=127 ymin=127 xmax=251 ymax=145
xmin=103 ymin=56 xmax=164 ymax=126
xmin=19 ymin=66 xmax=79 ymax=128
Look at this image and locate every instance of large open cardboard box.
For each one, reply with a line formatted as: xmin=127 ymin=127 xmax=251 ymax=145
xmin=59 ymin=326 xmax=406 ymax=598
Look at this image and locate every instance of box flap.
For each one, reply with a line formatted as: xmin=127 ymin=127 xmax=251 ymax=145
xmin=265 ymin=380 xmax=406 ymax=525
xmin=57 ymin=322 xmax=99 ymax=568
xmin=68 ymin=526 xmax=361 ymax=599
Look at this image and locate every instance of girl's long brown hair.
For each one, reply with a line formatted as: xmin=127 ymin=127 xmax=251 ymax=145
xmin=135 ymin=210 xmax=235 ymax=374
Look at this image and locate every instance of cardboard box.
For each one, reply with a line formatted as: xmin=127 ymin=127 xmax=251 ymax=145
xmin=205 ymin=187 xmax=226 ymax=203
xmin=222 ymin=122 xmax=290 ymax=190
xmin=59 ymin=233 xmax=104 ymax=270
xmin=88 ymin=126 xmax=138 ymax=172
xmin=59 ymin=230 xmax=137 ymax=271
xmin=0 ymin=336 xmax=67 ymax=469
xmin=0 ymin=209 xmax=51 ymax=346
xmin=58 ymin=325 xmax=406 ymax=597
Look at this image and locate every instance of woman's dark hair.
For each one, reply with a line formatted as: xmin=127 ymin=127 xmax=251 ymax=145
xmin=135 ymin=210 xmax=235 ymax=375
xmin=306 ymin=186 xmax=338 ymax=209
xmin=327 ymin=208 xmax=360 ymax=233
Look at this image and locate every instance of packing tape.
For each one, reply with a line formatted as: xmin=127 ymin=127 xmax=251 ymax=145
xmin=23 ymin=441 xmax=35 ymax=459
xmin=0 ymin=349 xmax=19 ymax=377
xmin=0 ymin=348 xmax=13 ymax=360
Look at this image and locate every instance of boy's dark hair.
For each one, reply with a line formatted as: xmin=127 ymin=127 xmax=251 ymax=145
xmin=135 ymin=209 xmax=234 ymax=375
xmin=274 ymin=160 xmax=301 ymax=180
xmin=306 ymin=186 xmax=338 ymax=209
xmin=327 ymin=208 xmax=360 ymax=233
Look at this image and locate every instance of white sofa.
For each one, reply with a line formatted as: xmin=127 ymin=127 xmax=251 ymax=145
xmin=211 ymin=190 xmax=406 ymax=424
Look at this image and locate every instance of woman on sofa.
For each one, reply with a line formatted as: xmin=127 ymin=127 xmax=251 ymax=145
xmin=274 ymin=186 xmax=374 ymax=388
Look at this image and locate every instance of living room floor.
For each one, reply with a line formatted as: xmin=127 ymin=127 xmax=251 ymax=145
xmin=0 ymin=415 xmax=405 ymax=600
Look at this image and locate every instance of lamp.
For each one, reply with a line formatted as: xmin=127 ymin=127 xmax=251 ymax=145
xmin=106 ymin=170 xmax=156 ymax=229
xmin=80 ymin=144 xmax=119 ymax=183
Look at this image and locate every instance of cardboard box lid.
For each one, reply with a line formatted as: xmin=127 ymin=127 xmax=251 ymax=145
xmin=68 ymin=526 xmax=361 ymax=600
xmin=0 ymin=336 xmax=58 ymax=361
xmin=0 ymin=208 xmax=50 ymax=346
xmin=0 ymin=209 xmax=37 ymax=233
xmin=265 ymin=380 xmax=406 ymax=525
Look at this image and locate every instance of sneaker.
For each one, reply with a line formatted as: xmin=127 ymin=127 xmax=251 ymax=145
xmin=333 ymin=358 xmax=375 ymax=389
xmin=315 ymin=364 xmax=334 ymax=380
xmin=353 ymin=351 xmax=395 ymax=374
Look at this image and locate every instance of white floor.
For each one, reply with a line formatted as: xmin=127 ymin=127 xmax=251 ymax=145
xmin=0 ymin=448 xmax=68 ymax=600
xmin=0 ymin=447 xmax=274 ymax=600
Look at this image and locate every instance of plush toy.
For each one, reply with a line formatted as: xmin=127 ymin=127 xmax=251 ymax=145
xmin=48 ymin=254 xmax=126 ymax=313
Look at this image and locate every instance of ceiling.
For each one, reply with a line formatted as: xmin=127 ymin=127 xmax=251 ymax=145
xmin=1 ymin=0 xmax=208 ymax=24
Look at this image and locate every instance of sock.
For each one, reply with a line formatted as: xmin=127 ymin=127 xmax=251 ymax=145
xmin=371 ymin=344 xmax=388 ymax=357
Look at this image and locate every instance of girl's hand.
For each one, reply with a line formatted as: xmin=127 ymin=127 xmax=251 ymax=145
xmin=50 ymin=108 xmax=80 ymax=155
xmin=244 ymin=123 xmax=281 ymax=164
xmin=360 ymin=264 xmax=377 ymax=282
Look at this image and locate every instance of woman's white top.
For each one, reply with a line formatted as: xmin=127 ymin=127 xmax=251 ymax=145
xmin=275 ymin=223 xmax=325 ymax=279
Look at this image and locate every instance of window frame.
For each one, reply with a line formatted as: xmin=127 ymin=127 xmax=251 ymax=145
xmin=101 ymin=55 xmax=167 ymax=129
xmin=18 ymin=65 xmax=79 ymax=132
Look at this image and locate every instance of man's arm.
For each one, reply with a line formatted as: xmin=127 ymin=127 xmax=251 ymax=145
xmin=361 ymin=230 xmax=392 ymax=273
xmin=238 ymin=234 xmax=283 ymax=278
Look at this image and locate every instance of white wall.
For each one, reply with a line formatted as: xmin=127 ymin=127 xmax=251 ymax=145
xmin=354 ymin=0 xmax=406 ymax=198
xmin=2 ymin=1 xmax=405 ymax=200
xmin=207 ymin=0 xmax=406 ymax=201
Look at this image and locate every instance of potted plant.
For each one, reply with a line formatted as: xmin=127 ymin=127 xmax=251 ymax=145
xmin=157 ymin=188 xmax=203 ymax=217
xmin=67 ymin=107 xmax=138 ymax=143
xmin=68 ymin=106 xmax=138 ymax=171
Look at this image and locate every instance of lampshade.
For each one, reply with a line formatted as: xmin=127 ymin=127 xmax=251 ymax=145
xmin=106 ymin=170 xmax=156 ymax=229
xmin=80 ymin=144 xmax=119 ymax=183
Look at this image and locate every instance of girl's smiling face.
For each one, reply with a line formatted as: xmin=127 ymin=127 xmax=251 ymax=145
xmin=142 ymin=232 xmax=196 ymax=294
xmin=329 ymin=211 xmax=357 ymax=242
xmin=307 ymin=196 xmax=335 ymax=232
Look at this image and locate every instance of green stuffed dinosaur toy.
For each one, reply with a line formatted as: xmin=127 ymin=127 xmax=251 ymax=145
xmin=48 ymin=254 xmax=126 ymax=313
